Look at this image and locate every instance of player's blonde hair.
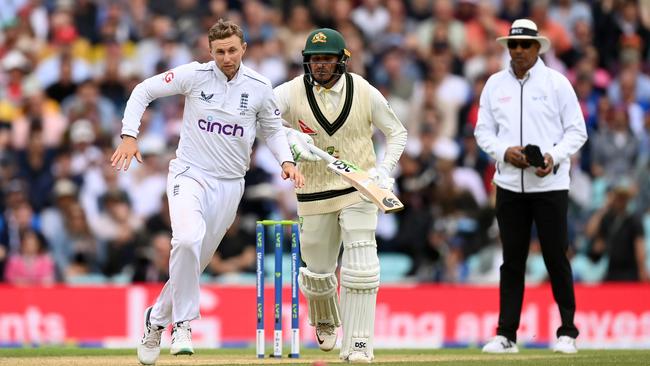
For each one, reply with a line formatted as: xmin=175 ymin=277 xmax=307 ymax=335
xmin=208 ymin=19 xmax=245 ymax=45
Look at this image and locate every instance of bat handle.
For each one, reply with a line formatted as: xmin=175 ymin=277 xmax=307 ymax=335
xmin=307 ymin=144 xmax=336 ymax=164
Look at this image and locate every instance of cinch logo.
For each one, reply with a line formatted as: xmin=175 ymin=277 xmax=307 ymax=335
xmin=198 ymin=118 xmax=244 ymax=137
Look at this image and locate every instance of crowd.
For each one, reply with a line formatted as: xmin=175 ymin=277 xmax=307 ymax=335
xmin=0 ymin=0 xmax=649 ymax=285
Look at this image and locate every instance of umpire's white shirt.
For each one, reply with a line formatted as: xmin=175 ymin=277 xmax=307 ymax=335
xmin=474 ymin=58 xmax=587 ymax=193
xmin=121 ymin=61 xmax=293 ymax=181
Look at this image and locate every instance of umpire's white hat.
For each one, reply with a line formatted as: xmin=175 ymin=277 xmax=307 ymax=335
xmin=497 ymin=19 xmax=551 ymax=54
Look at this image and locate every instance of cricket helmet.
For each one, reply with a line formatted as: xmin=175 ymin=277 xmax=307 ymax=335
xmin=302 ymin=28 xmax=350 ymax=86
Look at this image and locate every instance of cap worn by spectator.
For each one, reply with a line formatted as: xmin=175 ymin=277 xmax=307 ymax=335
xmin=53 ymin=179 xmax=78 ymax=198
xmin=101 ymin=189 xmax=131 ymax=207
xmin=2 ymin=50 xmax=30 ymax=72
xmin=433 ymin=139 xmax=460 ymax=161
xmin=70 ymin=119 xmax=96 ymax=144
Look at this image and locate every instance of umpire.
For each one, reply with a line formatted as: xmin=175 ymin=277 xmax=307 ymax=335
xmin=475 ymin=19 xmax=587 ymax=354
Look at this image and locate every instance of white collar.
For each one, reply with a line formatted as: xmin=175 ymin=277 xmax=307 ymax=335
xmin=212 ymin=61 xmax=244 ymax=83
xmin=508 ymin=57 xmax=545 ymax=81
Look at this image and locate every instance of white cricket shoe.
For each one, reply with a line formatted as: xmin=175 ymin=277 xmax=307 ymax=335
xmin=553 ymin=336 xmax=578 ymax=354
xmin=482 ymin=335 xmax=519 ymax=353
xmin=170 ymin=321 xmax=194 ymax=356
xmin=137 ymin=306 xmax=164 ymax=365
xmin=315 ymin=321 xmax=337 ymax=352
xmin=345 ymin=350 xmax=373 ymax=363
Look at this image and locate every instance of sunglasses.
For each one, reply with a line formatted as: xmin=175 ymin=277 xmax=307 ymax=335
xmin=507 ymin=40 xmax=534 ymax=49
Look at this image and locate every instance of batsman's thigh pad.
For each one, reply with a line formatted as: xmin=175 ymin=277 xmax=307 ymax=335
xmin=339 ymin=201 xmax=378 ymax=244
xmin=298 ymin=267 xmax=342 ymax=326
xmin=299 ymin=212 xmax=342 ymax=273
xmin=339 ymin=240 xmax=380 ymax=360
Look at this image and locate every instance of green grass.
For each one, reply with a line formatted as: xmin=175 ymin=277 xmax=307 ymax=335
xmin=0 ymin=348 xmax=648 ymax=365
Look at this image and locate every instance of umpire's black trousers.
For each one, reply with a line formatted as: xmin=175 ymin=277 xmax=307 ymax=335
xmin=495 ymin=187 xmax=579 ymax=342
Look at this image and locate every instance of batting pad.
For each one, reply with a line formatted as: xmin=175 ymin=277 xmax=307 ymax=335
xmin=339 ymin=240 xmax=380 ymax=360
xmin=298 ymin=268 xmax=342 ymax=326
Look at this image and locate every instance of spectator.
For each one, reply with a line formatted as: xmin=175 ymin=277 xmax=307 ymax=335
xmin=15 ymin=128 xmax=57 ymax=211
xmin=1 ymin=50 xmax=32 ymax=105
xmin=34 ymin=23 xmax=92 ymax=88
xmin=415 ymin=0 xmax=466 ymax=58
xmin=586 ymin=180 xmax=648 ymax=282
xmin=61 ymin=79 xmax=117 ymax=136
xmin=463 ymin=1 xmax=510 ymax=60
xmin=90 ymin=189 xmax=145 ymax=277
xmin=132 ymin=232 xmax=171 ymax=283
xmin=4 ymin=229 xmax=54 ymax=285
xmin=11 ymin=88 xmax=68 ymax=150
xmin=207 ymin=215 xmax=256 ymax=276
xmin=276 ymin=5 xmax=314 ymax=65
xmin=591 ymin=106 xmax=639 ymax=183
xmin=40 ymin=178 xmax=80 ymax=274
xmin=44 ymin=55 xmax=78 ymax=104
xmin=351 ymin=0 xmax=390 ymax=41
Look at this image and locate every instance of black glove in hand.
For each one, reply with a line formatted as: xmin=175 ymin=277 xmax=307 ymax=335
xmin=524 ymin=144 xmax=546 ymax=169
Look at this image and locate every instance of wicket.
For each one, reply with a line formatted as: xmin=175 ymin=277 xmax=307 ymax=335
xmin=256 ymin=220 xmax=300 ymax=358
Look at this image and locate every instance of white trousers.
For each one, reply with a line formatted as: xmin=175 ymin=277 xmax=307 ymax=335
xmin=300 ymin=200 xmax=378 ymax=273
xmin=149 ymin=162 xmax=244 ymax=326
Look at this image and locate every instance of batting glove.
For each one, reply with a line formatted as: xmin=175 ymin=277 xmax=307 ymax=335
xmin=284 ymin=127 xmax=320 ymax=162
xmin=369 ymin=167 xmax=395 ymax=191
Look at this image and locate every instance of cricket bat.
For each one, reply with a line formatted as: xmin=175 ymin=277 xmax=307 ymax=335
xmin=307 ymin=144 xmax=405 ymax=213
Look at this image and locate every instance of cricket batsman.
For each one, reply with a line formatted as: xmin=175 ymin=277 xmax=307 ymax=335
xmin=274 ymin=28 xmax=407 ymax=362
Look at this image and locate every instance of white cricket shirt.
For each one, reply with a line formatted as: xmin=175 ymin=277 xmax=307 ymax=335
xmin=121 ymin=61 xmax=293 ymax=180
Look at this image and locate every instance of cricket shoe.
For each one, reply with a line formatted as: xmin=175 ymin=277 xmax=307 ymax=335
xmin=553 ymin=336 xmax=578 ymax=354
xmin=344 ymin=350 xmax=373 ymax=363
xmin=315 ymin=321 xmax=337 ymax=352
xmin=137 ymin=306 xmax=164 ymax=365
xmin=170 ymin=321 xmax=194 ymax=356
xmin=482 ymin=335 xmax=519 ymax=353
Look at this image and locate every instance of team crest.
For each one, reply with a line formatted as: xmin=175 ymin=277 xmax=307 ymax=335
xmin=311 ymin=32 xmax=327 ymax=44
xmin=298 ymin=120 xmax=317 ymax=135
xmin=326 ymin=146 xmax=339 ymax=158
xmin=239 ymin=92 xmax=249 ymax=115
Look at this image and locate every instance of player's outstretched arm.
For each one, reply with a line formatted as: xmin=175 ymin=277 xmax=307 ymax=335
xmin=111 ymin=135 xmax=143 ymax=171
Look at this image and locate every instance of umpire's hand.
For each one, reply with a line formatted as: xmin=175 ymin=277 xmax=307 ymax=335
xmin=504 ymin=146 xmax=530 ymax=169
xmin=534 ymin=153 xmax=554 ymax=177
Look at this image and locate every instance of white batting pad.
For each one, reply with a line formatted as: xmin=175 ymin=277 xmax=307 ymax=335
xmin=298 ymin=268 xmax=342 ymax=326
xmin=339 ymin=240 xmax=380 ymax=360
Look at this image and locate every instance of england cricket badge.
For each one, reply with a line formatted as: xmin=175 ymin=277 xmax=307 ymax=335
xmin=239 ymin=92 xmax=249 ymax=115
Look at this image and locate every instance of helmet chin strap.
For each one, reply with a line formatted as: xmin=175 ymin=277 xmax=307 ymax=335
xmin=311 ymin=71 xmax=342 ymax=87
xmin=304 ymin=59 xmax=347 ymax=87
